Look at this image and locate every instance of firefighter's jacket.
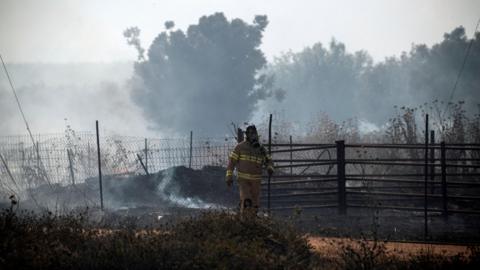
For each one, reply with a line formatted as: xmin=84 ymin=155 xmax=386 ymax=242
xmin=226 ymin=141 xmax=274 ymax=181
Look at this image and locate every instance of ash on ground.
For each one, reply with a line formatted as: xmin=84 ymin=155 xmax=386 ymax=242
xmin=5 ymin=166 xmax=238 ymax=215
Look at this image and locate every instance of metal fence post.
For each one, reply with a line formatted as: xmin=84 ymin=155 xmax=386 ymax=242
xmin=137 ymin=154 xmax=150 ymax=176
xmin=96 ymin=120 xmax=104 ymax=210
xmin=268 ymin=114 xmax=272 ymax=214
xmin=145 ymin=138 xmax=148 ymax=173
xmin=441 ymin=141 xmax=448 ymax=220
xmin=430 ymin=131 xmax=435 ymax=194
xmin=424 ymin=114 xmax=429 ymax=240
xmin=289 ymin=135 xmax=293 ymax=176
xmin=336 ymin=140 xmax=346 ymax=215
xmin=189 ymin=131 xmax=193 ymax=168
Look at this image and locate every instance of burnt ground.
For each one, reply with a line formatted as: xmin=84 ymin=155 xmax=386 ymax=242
xmin=2 ymin=165 xmax=480 ymax=244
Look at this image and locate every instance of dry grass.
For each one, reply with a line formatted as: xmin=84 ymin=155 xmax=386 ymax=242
xmin=309 ymin=236 xmax=480 ymax=270
xmin=1 ymin=196 xmax=479 ymax=269
xmin=310 ymin=236 xmax=470 ymax=258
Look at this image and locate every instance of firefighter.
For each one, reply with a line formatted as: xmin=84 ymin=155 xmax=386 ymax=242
xmin=226 ymin=125 xmax=274 ymax=215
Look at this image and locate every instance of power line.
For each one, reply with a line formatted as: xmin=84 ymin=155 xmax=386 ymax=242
xmin=0 ymin=54 xmax=37 ymax=147
xmin=444 ymin=18 xmax=480 ymax=111
xmin=0 ymin=53 xmax=52 ymax=188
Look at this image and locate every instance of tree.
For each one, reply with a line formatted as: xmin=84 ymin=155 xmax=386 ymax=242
xmin=128 ymin=13 xmax=276 ymax=135
xmin=265 ymin=26 xmax=479 ymax=127
xmin=263 ymin=40 xmax=372 ymax=124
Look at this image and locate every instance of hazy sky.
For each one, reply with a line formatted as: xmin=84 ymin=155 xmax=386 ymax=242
xmin=1 ymin=0 xmax=479 ymax=63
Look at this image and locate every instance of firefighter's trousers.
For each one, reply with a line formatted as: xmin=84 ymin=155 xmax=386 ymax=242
xmin=238 ymin=178 xmax=261 ymax=214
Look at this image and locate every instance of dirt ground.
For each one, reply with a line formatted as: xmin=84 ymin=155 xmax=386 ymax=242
xmin=309 ymin=236 xmax=471 ymax=258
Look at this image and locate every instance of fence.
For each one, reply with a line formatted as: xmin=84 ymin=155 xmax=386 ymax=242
xmin=1 ymin=127 xmax=479 ymax=222
xmin=0 ymin=131 xmax=236 ymax=199
xmin=259 ymin=139 xmax=480 ymax=240
xmin=262 ymin=141 xmax=480 ymax=211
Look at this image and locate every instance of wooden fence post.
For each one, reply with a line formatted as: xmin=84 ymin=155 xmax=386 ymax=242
xmin=96 ymin=120 xmax=104 ymax=210
xmin=441 ymin=141 xmax=448 ymax=220
xmin=336 ymin=140 xmax=346 ymax=215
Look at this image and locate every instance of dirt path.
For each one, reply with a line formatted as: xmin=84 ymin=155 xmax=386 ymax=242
xmin=309 ymin=237 xmax=471 ymax=258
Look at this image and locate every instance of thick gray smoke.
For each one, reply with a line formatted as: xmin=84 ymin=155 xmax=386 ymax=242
xmin=256 ymin=26 xmax=480 ymax=128
xmin=129 ymin=13 xmax=283 ymax=136
xmin=2 ymin=21 xmax=477 ymax=138
xmin=0 ymin=62 xmax=151 ymax=136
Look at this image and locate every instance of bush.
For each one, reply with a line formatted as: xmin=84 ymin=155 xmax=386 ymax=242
xmin=0 ymin=201 xmax=317 ymax=269
xmin=2 ymin=197 xmax=479 ymax=269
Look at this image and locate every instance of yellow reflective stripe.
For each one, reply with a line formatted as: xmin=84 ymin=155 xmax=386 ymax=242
xmin=229 ymin=152 xmax=239 ymax=160
xmin=226 ymin=170 xmax=233 ymax=177
xmin=238 ymin=154 xmax=263 ymax=164
xmin=267 ymin=165 xmax=274 ymax=171
xmin=237 ymin=171 xmax=262 ymax=180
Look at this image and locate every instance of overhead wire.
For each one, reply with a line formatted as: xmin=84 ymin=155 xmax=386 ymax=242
xmin=443 ymin=18 xmax=480 ymax=117
xmin=0 ymin=53 xmax=53 ymax=201
xmin=0 ymin=54 xmax=37 ymax=147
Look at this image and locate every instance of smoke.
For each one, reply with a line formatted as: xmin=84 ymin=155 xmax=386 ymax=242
xmin=2 ymin=23 xmax=477 ymax=139
xmin=255 ymin=26 xmax=480 ymax=130
xmin=158 ymin=167 xmax=224 ymax=209
xmin=7 ymin=166 xmax=228 ymax=212
xmin=129 ymin=13 xmax=278 ymax=136
xmin=0 ymin=62 xmax=153 ymax=136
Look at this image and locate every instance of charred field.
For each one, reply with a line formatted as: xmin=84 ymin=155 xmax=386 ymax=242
xmin=1 ymin=165 xmax=480 ymax=269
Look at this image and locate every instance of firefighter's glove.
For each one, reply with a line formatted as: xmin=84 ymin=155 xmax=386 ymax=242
xmin=226 ymin=177 xmax=233 ymax=187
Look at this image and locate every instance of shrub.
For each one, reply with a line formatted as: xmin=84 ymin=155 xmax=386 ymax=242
xmin=0 ymin=201 xmax=318 ymax=269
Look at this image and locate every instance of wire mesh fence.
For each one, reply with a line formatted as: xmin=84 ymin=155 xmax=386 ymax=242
xmin=0 ymin=131 xmax=237 ymax=197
